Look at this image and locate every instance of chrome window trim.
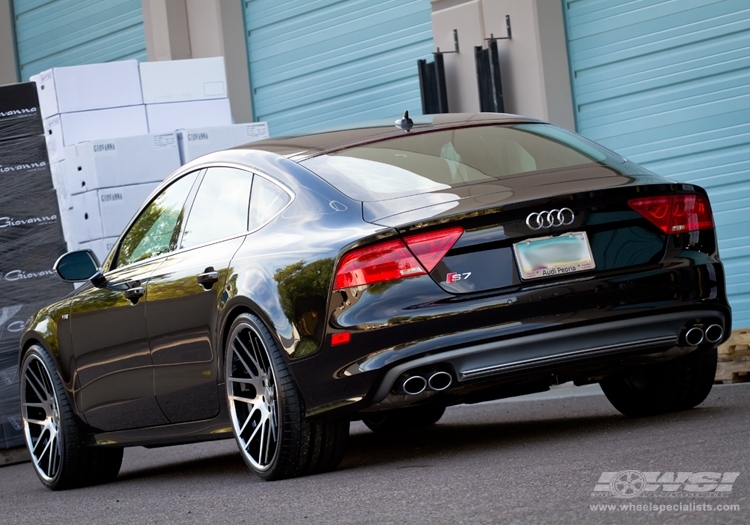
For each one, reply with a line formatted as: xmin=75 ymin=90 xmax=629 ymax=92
xmin=103 ymin=162 xmax=295 ymax=274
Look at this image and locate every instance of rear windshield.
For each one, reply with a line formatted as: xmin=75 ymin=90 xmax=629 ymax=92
xmin=300 ymin=123 xmax=625 ymax=201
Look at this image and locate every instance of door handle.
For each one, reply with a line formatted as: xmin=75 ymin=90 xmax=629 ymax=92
xmin=123 ymin=286 xmax=145 ymax=304
xmin=197 ymin=267 xmax=220 ymax=289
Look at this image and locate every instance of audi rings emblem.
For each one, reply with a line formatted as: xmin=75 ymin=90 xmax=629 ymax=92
xmin=526 ymin=208 xmax=575 ymax=230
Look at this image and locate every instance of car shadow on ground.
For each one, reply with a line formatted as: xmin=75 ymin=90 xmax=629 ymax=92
xmin=113 ymin=403 xmax=731 ymax=483
xmin=116 ymin=447 xmax=246 ymax=483
xmin=340 ymin=404 xmax=733 ymax=471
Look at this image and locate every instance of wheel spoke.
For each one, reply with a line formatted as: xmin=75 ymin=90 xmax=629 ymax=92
xmin=245 ymin=416 xmax=265 ymax=451
xmin=228 ymin=394 xmax=262 ymax=406
xmin=232 ymin=343 xmax=255 ymax=376
xmin=248 ymin=336 xmax=269 ymax=375
xmin=238 ymin=405 xmax=259 ymax=435
xmin=23 ymin=416 xmax=47 ymax=427
xmin=47 ymin=434 xmax=55 ymax=475
xmin=25 ymin=368 xmax=48 ymax=402
xmin=34 ymin=434 xmax=51 ymax=459
xmin=234 ymin=338 xmax=261 ymax=376
xmin=227 ymin=376 xmax=255 ymax=385
xmin=257 ymin=420 xmax=266 ymax=464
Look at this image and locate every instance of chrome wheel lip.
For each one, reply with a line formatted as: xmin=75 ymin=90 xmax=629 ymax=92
xmin=226 ymin=322 xmax=281 ymax=472
xmin=20 ymin=353 xmax=62 ymax=483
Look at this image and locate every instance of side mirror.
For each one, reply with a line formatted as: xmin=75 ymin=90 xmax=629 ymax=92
xmin=53 ymin=250 xmax=101 ymax=282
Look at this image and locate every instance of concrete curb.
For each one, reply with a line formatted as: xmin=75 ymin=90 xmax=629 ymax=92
xmin=0 ymin=447 xmax=30 ymax=467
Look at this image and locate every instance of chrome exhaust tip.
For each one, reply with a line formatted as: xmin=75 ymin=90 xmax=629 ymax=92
xmin=685 ymin=326 xmax=705 ymax=346
xmin=704 ymin=324 xmax=724 ymax=344
xmin=398 ymin=375 xmax=427 ymax=396
xmin=428 ymin=371 xmax=453 ymax=391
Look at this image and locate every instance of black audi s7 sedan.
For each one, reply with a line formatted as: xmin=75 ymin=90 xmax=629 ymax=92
xmin=19 ymin=113 xmax=730 ymax=489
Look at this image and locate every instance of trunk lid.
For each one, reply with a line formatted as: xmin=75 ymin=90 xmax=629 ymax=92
xmin=367 ymin=168 xmax=675 ymax=295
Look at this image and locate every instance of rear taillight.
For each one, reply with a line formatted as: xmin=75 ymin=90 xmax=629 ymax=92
xmin=403 ymin=227 xmax=464 ymax=271
xmin=333 ymin=227 xmax=463 ymax=290
xmin=628 ymin=194 xmax=713 ymax=234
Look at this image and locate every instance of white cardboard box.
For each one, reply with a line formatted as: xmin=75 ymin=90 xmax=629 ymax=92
xmin=64 ymin=133 xmax=181 ymax=194
xmin=177 ymin=123 xmax=270 ymax=163
xmin=30 ymin=60 xmax=143 ymax=119
xmin=140 ymin=57 xmax=227 ymax=104
xmin=78 ymin=237 xmax=119 ymax=265
xmin=66 ymin=190 xmax=103 ymax=245
xmin=67 ymin=182 xmax=159 ymax=243
xmin=44 ymin=105 xmax=149 ymax=162
xmin=146 ymin=99 xmax=232 ymax=134
xmin=49 ymin=160 xmax=68 ymax=194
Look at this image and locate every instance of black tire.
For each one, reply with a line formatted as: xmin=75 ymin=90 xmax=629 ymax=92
xmin=600 ymin=346 xmax=718 ymax=417
xmin=20 ymin=345 xmax=123 ymax=490
xmin=225 ymin=313 xmax=348 ymax=480
xmin=363 ymin=404 xmax=446 ymax=434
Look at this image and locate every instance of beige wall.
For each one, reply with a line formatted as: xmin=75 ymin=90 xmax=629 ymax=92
xmin=431 ymin=0 xmax=575 ymax=130
xmin=141 ymin=0 xmax=253 ymax=123
xmin=0 ymin=0 xmax=19 ymax=85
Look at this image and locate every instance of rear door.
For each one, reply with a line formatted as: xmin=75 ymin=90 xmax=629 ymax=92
xmin=146 ymin=167 xmax=253 ymax=423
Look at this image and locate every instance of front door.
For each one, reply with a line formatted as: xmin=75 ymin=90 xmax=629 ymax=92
xmin=70 ymin=261 xmax=167 ymax=431
xmin=71 ymin=170 xmax=200 ymax=431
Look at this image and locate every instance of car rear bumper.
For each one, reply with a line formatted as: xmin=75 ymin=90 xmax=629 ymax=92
xmin=366 ymin=308 xmax=729 ymax=406
xmin=302 ymin=303 xmax=729 ymax=418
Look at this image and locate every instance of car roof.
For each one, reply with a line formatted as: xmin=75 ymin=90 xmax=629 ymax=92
xmin=233 ymin=112 xmax=540 ymax=162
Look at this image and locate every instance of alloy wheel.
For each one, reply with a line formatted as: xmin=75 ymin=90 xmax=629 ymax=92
xmin=226 ymin=322 xmax=280 ymax=472
xmin=21 ymin=354 xmax=62 ymax=482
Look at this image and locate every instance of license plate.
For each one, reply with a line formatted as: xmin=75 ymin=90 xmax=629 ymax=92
xmin=513 ymin=232 xmax=595 ymax=280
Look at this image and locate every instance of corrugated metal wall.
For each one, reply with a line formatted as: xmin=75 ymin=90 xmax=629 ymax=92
xmin=564 ymin=0 xmax=750 ymax=328
xmin=244 ymin=0 xmax=434 ymax=136
xmin=12 ymin=0 xmax=146 ymax=81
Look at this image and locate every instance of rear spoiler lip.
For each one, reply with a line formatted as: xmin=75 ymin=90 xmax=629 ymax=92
xmin=365 ymin=181 xmax=666 ymax=229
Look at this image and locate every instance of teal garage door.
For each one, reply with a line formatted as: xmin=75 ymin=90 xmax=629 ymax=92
xmin=564 ymin=0 xmax=750 ymax=328
xmin=12 ymin=0 xmax=147 ymax=81
xmin=244 ymin=0 xmax=434 ymax=136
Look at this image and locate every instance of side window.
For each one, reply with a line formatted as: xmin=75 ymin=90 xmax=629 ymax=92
xmin=181 ymin=167 xmax=253 ymax=249
xmin=249 ymin=176 xmax=291 ymax=231
xmin=115 ymin=171 xmax=198 ymax=268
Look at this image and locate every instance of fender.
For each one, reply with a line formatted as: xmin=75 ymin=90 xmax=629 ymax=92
xmin=19 ymin=298 xmax=83 ymax=418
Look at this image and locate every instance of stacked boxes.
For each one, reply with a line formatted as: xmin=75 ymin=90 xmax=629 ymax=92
xmin=146 ymin=98 xmax=232 ymax=134
xmin=61 ymin=133 xmax=181 ymax=261
xmin=0 ymin=82 xmax=72 ymax=450
xmin=141 ymin=57 xmax=232 ymax=133
xmin=0 ymin=59 xmax=272 ymax=450
xmin=0 ymin=83 xmax=44 ymax=137
xmin=32 ymin=58 xmax=245 ymax=260
xmin=31 ymin=61 xmax=152 ymax=259
xmin=140 ymin=57 xmax=228 ymax=104
xmin=31 ymin=60 xmax=147 ymax=163
xmin=177 ymin=122 xmax=270 ymax=163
